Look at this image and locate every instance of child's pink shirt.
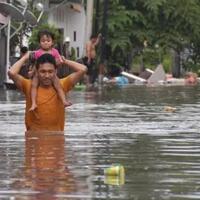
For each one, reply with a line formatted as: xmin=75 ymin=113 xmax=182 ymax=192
xmin=34 ymin=48 xmax=61 ymax=60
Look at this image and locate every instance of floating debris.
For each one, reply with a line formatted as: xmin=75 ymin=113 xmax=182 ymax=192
xmin=104 ymin=164 xmax=125 ymax=185
xmin=164 ymin=106 xmax=177 ymax=112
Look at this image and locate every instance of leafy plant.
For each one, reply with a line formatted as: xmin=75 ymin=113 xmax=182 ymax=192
xmin=95 ymin=0 xmax=200 ymax=75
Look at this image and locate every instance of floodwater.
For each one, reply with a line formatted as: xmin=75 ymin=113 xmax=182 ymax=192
xmin=0 ymin=84 xmax=200 ymax=200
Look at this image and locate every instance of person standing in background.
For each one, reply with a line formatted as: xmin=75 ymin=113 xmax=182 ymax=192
xmin=63 ymin=37 xmax=71 ymax=59
xmin=84 ymin=33 xmax=102 ymax=86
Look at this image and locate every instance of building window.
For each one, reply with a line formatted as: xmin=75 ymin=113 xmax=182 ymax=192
xmin=73 ymin=31 xmax=76 ymax=41
xmin=76 ymin=47 xmax=79 ymax=57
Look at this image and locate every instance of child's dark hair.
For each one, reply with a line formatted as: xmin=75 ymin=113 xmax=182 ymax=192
xmin=20 ymin=46 xmax=28 ymax=54
xmin=35 ymin=53 xmax=57 ymax=70
xmin=37 ymin=30 xmax=55 ymax=42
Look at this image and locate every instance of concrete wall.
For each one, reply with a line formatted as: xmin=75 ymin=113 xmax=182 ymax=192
xmin=48 ymin=4 xmax=86 ymax=59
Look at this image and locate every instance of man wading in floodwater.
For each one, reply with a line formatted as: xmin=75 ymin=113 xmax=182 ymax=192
xmin=8 ymin=52 xmax=87 ymax=131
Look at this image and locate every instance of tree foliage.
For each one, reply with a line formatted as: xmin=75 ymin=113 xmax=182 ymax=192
xmin=96 ymin=0 xmax=200 ymax=73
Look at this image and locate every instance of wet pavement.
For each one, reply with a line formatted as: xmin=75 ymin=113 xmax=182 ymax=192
xmin=0 ymin=84 xmax=200 ymax=199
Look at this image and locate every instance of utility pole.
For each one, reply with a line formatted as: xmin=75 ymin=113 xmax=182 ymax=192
xmin=98 ymin=0 xmax=109 ymax=84
xmin=100 ymin=0 xmax=109 ymax=64
xmin=85 ymin=0 xmax=94 ymax=44
xmin=172 ymin=50 xmax=181 ymax=78
xmin=94 ymin=0 xmax=100 ymax=34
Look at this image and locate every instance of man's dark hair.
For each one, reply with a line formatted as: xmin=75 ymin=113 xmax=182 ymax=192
xmin=109 ymin=65 xmax=122 ymax=77
xmin=35 ymin=53 xmax=57 ymax=70
xmin=90 ymin=34 xmax=97 ymax=39
xmin=37 ymin=30 xmax=55 ymax=42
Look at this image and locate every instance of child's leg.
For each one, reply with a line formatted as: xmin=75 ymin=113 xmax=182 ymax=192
xmin=53 ymin=76 xmax=72 ymax=107
xmin=29 ymin=75 xmax=39 ymax=111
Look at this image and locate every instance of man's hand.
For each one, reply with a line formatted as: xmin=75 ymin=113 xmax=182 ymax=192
xmin=61 ymin=56 xmax=87 ymax=73
xmin=24 ymin=51 xmax=31 ymax=61
xmin=8 ymin=51 xmax=31 ymax=90
xmin=60 ymin=56 xmax=66 ymax=64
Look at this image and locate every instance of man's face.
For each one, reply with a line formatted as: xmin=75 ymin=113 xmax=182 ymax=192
xmin=91 ymin=37 xmax=97 ymax=43
xmin=37 ymin=63 xmax=56 ymax=87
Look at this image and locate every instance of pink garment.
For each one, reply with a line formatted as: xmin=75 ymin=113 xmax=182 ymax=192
xmin=34 ymin=48 xmax=61 ymax=60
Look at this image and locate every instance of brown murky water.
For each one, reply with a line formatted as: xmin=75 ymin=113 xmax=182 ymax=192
xmin=0 ymin=84 xmax=200 ymax=199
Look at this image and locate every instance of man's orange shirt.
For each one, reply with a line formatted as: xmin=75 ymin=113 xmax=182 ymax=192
xmin=21 ymin=77 xmax=73 ymax=131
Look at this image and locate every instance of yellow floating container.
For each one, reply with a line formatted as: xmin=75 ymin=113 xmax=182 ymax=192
xmin=104 ymin=164 xmax=125 ymax=176
xmin=104 ymin=173 xmax=125 ymax=185
xmin=104 ymin=164 xmax=125 ymax=185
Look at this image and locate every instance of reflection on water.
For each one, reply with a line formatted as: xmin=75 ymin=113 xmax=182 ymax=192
xmin=0 ymin=85 xmax=200 ymax=199
xmin=13 ymin=131 xmax=77 ymax=200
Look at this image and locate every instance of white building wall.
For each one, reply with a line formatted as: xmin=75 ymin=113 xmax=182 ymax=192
xmin=48 ymin=5 xmax=86 ymax=59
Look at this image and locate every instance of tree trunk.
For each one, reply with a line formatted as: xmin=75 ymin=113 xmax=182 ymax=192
xmin=94 ymin=0 xmax=100 ymax=34
xmin=100 ymin=0 xmax=109 ymax=64
xmin=172 ymin=49 xmax=181 ymax=78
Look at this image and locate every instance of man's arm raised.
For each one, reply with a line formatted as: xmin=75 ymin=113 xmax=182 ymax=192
xmin=8 ymin=52 xmax=30 ymax=90
xmin=94 ymin=33 xmax=102 ymax=46
xmin=61 ymin=56 xmax=87 ymax=87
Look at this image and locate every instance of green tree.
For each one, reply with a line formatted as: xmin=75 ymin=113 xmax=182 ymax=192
xmin=96 ymin=0 xmax=200 ymax=76
xmin=123 ymin=0 xmax=200 ymax=76
xmin=94 ymin=0 xmax=133 ymax=69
